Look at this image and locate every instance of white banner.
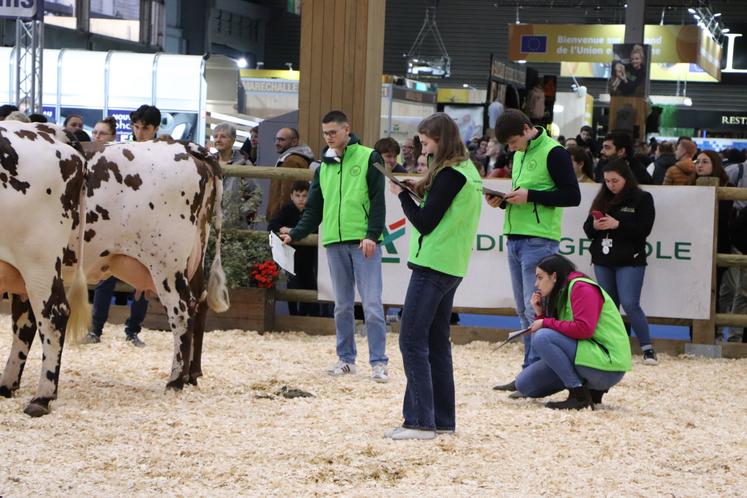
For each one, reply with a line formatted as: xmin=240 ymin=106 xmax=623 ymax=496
xmin=0 ymin=0 xmax=41 ymax=20
xmin=318 ymin=180 xmax=715 ymax=320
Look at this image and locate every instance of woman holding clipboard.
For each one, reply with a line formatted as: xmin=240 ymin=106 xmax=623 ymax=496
xmin=384 ymin=113 xmax=483 ymax=440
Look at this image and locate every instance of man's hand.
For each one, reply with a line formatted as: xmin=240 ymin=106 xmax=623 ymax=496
xmin=485 ymin=194 xmax=504 ymax=208
xmin=279 ymin=226 xmax=291 ymax=235
xmin=360 ymin=238 xmax=376 ymax=258
xmin=388 ymin=180 xmax=403 ymax=195
xmin=529 ymin=318 xmax=544 ymax=333
xmin=505 ymin=188 xmax=529 ymax=205
xmin=279 ymin=233 xmax=293 ymax=245
xmin=596 ymin=215 xmax=620 ymax=231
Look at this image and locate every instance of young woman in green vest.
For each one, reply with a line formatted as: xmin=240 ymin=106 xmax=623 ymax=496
xmin=384 ymin=113 xmax=483 ymax=440
xmin=515 ymin=254 xmax=632 ymax=409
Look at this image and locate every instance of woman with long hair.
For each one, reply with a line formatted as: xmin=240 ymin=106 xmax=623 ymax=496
xmin=567 ymin=146 xmax=595 ymax=183
xmin=515 ymin=254 xmax=631 ymax=409
xmin=384 ymin=112 xmax=482 ymax=440
xmin=583 ymin=159 xmax=657 ymax=364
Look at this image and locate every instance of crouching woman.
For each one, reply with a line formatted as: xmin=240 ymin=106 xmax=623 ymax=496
xmin=515 ymin=254 xmax=632 ymax=409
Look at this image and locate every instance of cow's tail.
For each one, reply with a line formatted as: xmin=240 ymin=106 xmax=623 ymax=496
xmin=66 ymin=181 xmax=92 ymax=345
xmin=207 ymin=176 xmax=230 ymax=312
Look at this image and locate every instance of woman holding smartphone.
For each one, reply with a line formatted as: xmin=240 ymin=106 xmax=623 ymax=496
xmin=384 ymin=112 xmax=482 ymax=440
xmin=583 ymin=159 xmax=657 ymax=365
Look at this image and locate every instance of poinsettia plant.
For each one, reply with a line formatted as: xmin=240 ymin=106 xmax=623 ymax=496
xmin=250 ymin=260 xmax=280 ymax=288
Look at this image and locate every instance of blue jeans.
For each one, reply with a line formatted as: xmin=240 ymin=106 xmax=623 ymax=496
xmin=399 ymin=267 xmax=462 ymax=431
xmin=515 ymin=328 xmax=625 ymax=397
xmin=594 ymin=265 xmax=651 ymax=347
xmin=91 ymin=276 xmax=149 ymax=337
xmin=507 ymin=237 xmax=559 ymax=368
xmin=326 ymin=243 xmax=387 ymax=365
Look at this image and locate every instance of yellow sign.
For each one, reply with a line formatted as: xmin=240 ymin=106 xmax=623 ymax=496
xmin=437 ymin=88 xmax=484 ymax=104
xmin=509 ymin=24 xmax=721 ymax=79
xmin=239 ymin=69 xmax=300 ymax=80
xmin=561 ymin=62 xmax=719 ymax=83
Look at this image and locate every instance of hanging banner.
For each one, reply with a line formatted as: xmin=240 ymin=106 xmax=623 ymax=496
xmin=0 ymin=0 xmax=43 ymax=20
xmin=508 ymin=24 xmax=721 ymax=80
xmin=317 ymin=181 xmax=715 ymax=320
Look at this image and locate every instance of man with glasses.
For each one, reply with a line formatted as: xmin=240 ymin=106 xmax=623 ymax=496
xmin=401 ymin=137 xmax=417 ymax=173
xmin=266 ymin=127 xmax=314 ymax=220
xmin=280 ymin=110 xmax=389 ymax=383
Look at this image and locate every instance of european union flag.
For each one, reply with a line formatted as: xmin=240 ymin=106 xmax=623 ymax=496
xmin=520 ymin=35 xmax=547 ymax=54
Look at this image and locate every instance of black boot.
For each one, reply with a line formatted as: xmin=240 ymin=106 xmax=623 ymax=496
xmin=492 ymin=380 xmax=517 ymax=391
xmin=590 ymin=389 xmax=607 ymax=405
xmin=546 ymin=383 xmax=592 ymax=410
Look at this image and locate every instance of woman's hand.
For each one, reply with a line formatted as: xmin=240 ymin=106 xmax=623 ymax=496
xmin=529 ymin=319 xmax=544 ymax=333
xmin=530 ymin=291 xmax=543 ymax=315
xmin=596 ymin=215 xmax=620 ymax=230
xmin=388 ymin=180 xmax=403 ymax=195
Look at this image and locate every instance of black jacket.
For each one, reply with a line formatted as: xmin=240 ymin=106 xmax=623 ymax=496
xmin=652 ymin=153 xmax=677 ymax=185
xmin=583 ymin=189 xmax=655 ymax=267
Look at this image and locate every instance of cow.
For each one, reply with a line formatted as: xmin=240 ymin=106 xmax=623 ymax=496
xmin=0 ymin=121 xmax=90 ymax=417
xmin=1 ymin=126 xmax=229 ymax=416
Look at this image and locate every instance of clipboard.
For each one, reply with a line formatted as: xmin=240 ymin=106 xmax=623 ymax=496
xmin=492 ymin=327 xmax=532 ymax=351
xmin=483 ymin=186 xmax=507 ymax=198
xmin=372 ymin=162 xmax=424 ymax=204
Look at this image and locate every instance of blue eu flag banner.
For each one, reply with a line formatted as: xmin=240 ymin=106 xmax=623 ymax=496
xmin=520 ymin=35 xmax=548 ymax=54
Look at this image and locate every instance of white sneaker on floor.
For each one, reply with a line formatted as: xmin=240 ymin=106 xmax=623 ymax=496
xmin=390 ymin=428 xmax=436 ymax=441
xmin=371 ymin=364 xmax=389 ymax=383
xmin=328 ymin=360 xmax=356 ymax=376
xmin=383 ymin=427 xmax=405 ymax=438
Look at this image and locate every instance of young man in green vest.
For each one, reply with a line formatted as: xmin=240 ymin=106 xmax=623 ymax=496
xmin=280 ymin=110 xmax=389 ymax=382
xmin=486 ymin=109 xmax=580 ymax=394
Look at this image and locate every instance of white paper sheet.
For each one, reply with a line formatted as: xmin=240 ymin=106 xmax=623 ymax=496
xmin=269 ymin=231 xmax=296 ymax=275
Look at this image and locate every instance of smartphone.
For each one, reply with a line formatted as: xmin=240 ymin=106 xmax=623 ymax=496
xmin=592 ymin=210 xmax=605 ymax=220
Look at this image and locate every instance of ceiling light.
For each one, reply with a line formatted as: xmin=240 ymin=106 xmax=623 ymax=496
xmin=722 ymin=28 xmax=730 ymax=33
xmin=714 ymin=13 xmax=721 ymax=17
xmin=236 ymin=57 xmax=248 ymax=68
xmin=687 ymin=8 xmax=696 ymax=14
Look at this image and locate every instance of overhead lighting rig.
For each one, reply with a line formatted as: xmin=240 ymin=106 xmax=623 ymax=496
xmin=405 ymin=0 xmax=450 ymax=79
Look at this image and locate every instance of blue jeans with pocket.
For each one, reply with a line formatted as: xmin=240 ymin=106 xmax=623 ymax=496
xmin=326 ymin=243 xmax=388 ymax=366
xmin=507 ymin=237 xmax=559 ymax=368
xmin=593 ymin=265 xmax=651 ymax=347
xmin=91 ymin=276 xmax=149 ymax=337
xmin=515 ymin=328 xmax=625 ymax=397
xmin=399 ymin=267 xmax=462 ymax=431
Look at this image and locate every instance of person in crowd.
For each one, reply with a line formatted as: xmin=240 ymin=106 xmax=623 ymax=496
xmin=91 ymin=116 xmax=117 ymax=143
xmin=0 ymin=104 xmax=19 ymax=120
xmin=83 ymin=105 xmax=161 ymax=347
xmin=240 ymin=126 xmax=259 ymax=164
xmin=564 ymin=137 xmax=578 ymax=149
xmin=568 ymin=146 xmax=595 ymax=183
xmin=487 ymin=109 xmax=580 ymax=394
xmin=383 ymin=112 xmax=482 ymax=440
xmin=598 ymin=131 xmax=653 ymax=184
xmin=213 ymin=122 xmax=263 ymax=228
xmin=28 ymin=113 xmax=48 ymax=123
xmin=651 ymin=141 xmax=677 ymax=185
xmin=634 ymin=139 xmax=653 ymax=168
xmin=268 ymin=180 xmax=323 ymax=317
xmin=608 ymin=60 xmax=635 ymax=97
xmin=663 ymin=139 xmax=696 ymax=185
xmin=63 ymin=114 xmax=84 ymax=134
xmin=4 ymin=111 xmax=30 ymax=123
xmin=486 ymin=150 xmax=513 ymax=179
xmin=723 ymin=157 xmax=747 ymax=342
xmin=415 ymin=153 xmax=429 ymax=174
xmin=374 ymin=137 xmax=407 ymax=173
xmin=266 ymin=128 xmax=314 ymax=221
xmin=583 ymin=158 xmax=657 ymax=365
xmin=401 ymin=137 xmax=417 ymax=172
xmin=514 ymin=254 xmax=631 ymax=409
xmin=690 ymin=150 xmax=734 ymax=340
xmin=575 ymin=125 xmax=599 ymax=157
xmin=280 ymin=110 xmax=389 ymax=382
xmin=73 ymin=128 xmax=91 ymax=142
xmin=722 ymin=148 xmax=745 ymax=168
xmin=557 ymin=136 xmax=566 ymax=146
xmin=470 ymin=152 xmax=486 ymax=177
xmin=483 ymin=138 xmax=507 ymax=177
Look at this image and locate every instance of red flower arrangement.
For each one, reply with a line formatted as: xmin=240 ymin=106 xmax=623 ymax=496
xmin=250 ymin=260 xmax=280 ymax=288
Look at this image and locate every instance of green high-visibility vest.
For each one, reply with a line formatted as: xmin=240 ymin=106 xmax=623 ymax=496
xmin=559 ymin=277 xmax=632 ymax=372
xmin=318 ymin=142 xmax=375 ymax=245
xmin=408 ymin=160 xmax=483 ymax=277
xmin=504 ymin=128 xmax=564 ymax=240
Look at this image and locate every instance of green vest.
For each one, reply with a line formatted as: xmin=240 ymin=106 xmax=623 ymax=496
xmin=408 ymin=160 xmax=483 ymax=277
xmin=559 ymin=277 xmax=632 ymax=372
xmin=504 ymin=128 xmax=564 ymax=240
xmin=318 ymin=142 xmax=375 ymax=245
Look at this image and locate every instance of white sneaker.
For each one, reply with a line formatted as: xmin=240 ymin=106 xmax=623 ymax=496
xmin=371 ymin=364 xmax=389 ymax=383
xmin=383 ymin=427 xmax=405 ymax=438
xmin=390 ymin=428 xmax=436 ymax=441
xmin=328 ymin=360 xmax=356 ymax=376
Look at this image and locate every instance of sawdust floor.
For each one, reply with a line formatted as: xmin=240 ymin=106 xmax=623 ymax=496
xmin=1 ymin=314 xmax=746 ymax=497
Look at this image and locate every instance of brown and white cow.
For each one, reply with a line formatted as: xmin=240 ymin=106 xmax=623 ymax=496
xmin=0 ymin=121 xmax=90 ymax=417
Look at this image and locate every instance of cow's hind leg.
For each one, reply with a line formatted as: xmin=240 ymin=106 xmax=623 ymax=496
xmin=0 ymin=295 xmax=38 ymax=398
xmin=187 ymin=265 xmax=207 ymax=385
xmin=158 ymin=270 xmax=196 ymax=391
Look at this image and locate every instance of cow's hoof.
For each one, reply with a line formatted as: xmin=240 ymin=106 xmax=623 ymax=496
xmin=0 ymin=386 xmax=13 ymax=398
xmin=165 ymin=379 xmax=184 ymax=391
xmin=187 ymin=377 xmax=198 ymax=386
xmin=24 ymin=402 xmax=50 ymax=417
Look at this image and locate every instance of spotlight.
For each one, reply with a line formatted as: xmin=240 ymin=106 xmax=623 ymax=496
xmin=722 ymin=28 xmax=730 ymax=33
xmin=236 ymin=57 xmax=248 ymax=68
xmin=687 ymin=8 xmax=696 ymax=14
